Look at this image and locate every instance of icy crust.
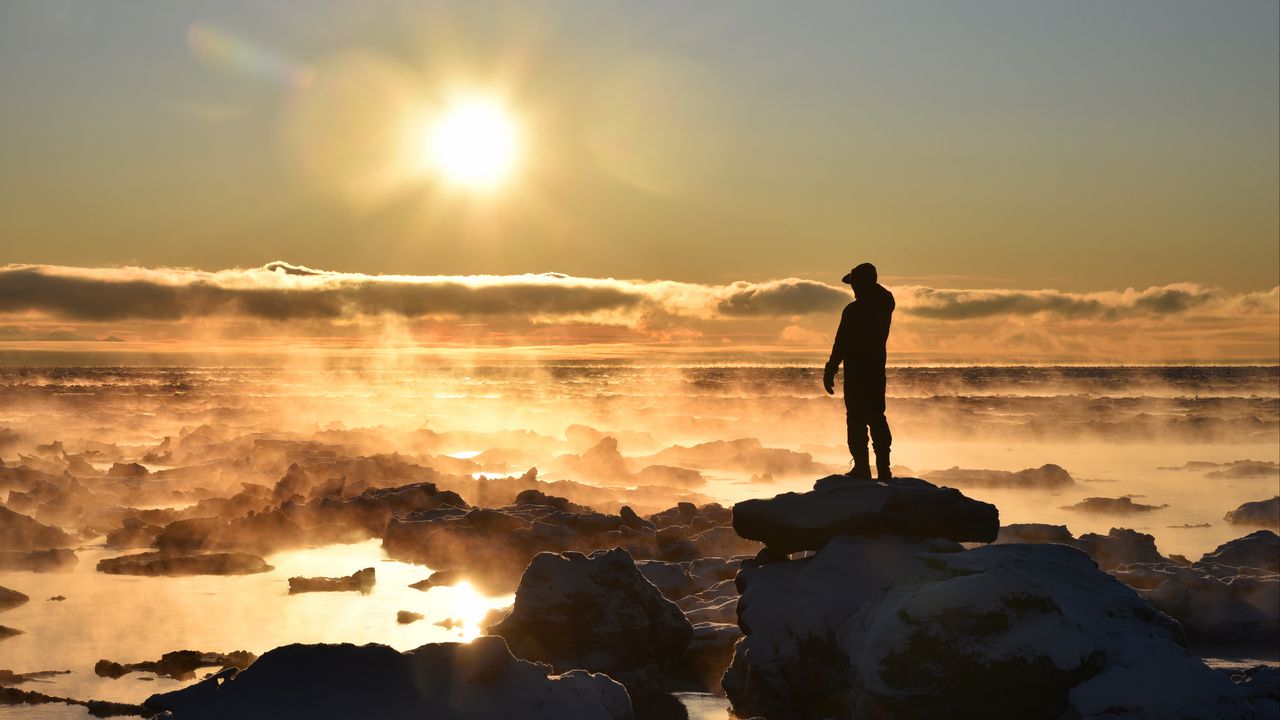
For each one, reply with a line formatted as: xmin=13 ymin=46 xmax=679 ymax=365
xmin=1108 ymin=531 xmax=1280 ymax=653
xmin=723 ymin=536 xmax=1252 ymax=720
xmin=731 ymin=475 xmax=999 ymax=554
xmin=143 ymin=635 xmax=633 ymax=720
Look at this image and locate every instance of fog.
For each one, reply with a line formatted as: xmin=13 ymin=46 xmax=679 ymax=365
xmin=0 ymin=361 xmax=1276 ymax=716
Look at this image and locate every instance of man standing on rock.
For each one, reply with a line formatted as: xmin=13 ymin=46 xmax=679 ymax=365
xmin=823 ymin=262 xmax=895 ymax=479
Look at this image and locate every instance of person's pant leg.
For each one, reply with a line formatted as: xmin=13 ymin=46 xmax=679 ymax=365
xmin=848 ymin=367 xmax=890 ymax=456
xmin=844 ymin=385 xmax=869 ymax=457
xmin=865 ymin=369 xmax=891 ymax=455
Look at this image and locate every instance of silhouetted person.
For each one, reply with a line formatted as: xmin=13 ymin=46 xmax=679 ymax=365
xmin=823 ymin=263 xmax=894 ymax=479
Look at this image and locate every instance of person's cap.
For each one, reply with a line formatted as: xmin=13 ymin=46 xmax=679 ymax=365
xmin=841 ymin=263 xmax=877 ymax=285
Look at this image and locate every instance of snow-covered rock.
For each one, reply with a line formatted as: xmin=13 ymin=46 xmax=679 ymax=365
xmin=1111 ymin=561 xmax=1279 ymax=651
xmin=1201 ymin=530 xmax=1280 ymax=572
xmin=732 ymin=475 xmax=999 ymax=554
xmin=723 ymin=535 xmax=1250 ymax=720
xmin=490 ymin=548 xmax=692 ymax=674
xmin=143 ymin=636 xmax=633 ymax=719
xmin=489 ymin=548 xmax=693 ymax=718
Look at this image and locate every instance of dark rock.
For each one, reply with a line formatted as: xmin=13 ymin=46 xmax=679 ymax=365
xmin=995 ymin=523 xmax=1075 ymax=544
xmin=0 ymin=548 xmax=78 ymax=572
xmin=491 ymin=548 xmax=692 ymax=719
xmin=142 ymin=636 xmax=633 ymax=719
xmin=1224 ymin=497 xmax=1280 ymax=530
xmin=1201 ymin=530 xmax=1280 ymax=572
xmin=97 ymin=552 xmax=273 ymax=576
xmin=0 ymin=507 xmax=74 ymax=551
xmin=0 ymin=587 xmax=28 ymax=613
xmin=1062 ymin=496 xmax=1166 ymax=514
xmin=1073 ymin=527 xmax=1168 ymax=570
xmin=288 ymin=568 xmax=375 ymax=594
xmin=107 ymin=462 xmax=149 ymax=478
xmin=732 ymin=475 xmax=999 ymax=554
xmin=95 ymin=650 xmax=255 ymax=680
xmin=396 ymin=611 xmax=424 ymax=624
xmin=923 ymin=463 xmax=1074 ymax=489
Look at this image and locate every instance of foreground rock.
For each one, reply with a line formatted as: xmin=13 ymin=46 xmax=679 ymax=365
xmin=97 ymin=552 xmax=273 ymax=576
xmin=287 ymin=568 xmax=375 ymax=594
xmin=143 ymin=636 xmax=633 ymax=719
xmin=96 ymin=650 xmax=255 ymax=680
xmin=490 ymin=548 xmax=693 ymax=718
xmin=732 ymin=475 xmax=999 ymax=554
xmin=724 ymin=536 xmax=1251 ymax=719
xmin=1224 ymin=497 xmax=1280 ymax=530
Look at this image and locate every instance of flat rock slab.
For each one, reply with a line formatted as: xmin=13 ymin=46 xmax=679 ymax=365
xmin=732 ymin=475 xmax=999 ymax=553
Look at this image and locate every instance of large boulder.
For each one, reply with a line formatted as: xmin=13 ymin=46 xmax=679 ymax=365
xmin=143 ymin=636 xmax=633 ymax=719
xmin=490 ymin=548 xmax=693 ymax=718
xmin=732 ymin=475 xmax=998 ymax=554
xmin=490 ymin=548 xmax=692 ymax=674
xmin=1201 ymin=530 xmax=1280 ymax=572
xmin=723 ymin=535 xmax=1250 ymax=720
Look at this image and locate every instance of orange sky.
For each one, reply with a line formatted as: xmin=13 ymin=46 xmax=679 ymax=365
xmin=0 ymin=2 xmax=1276 ymax=363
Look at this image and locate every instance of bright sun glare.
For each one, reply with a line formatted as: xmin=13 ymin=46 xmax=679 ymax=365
xmin=424 ymin=97 xmax=519 ymax=190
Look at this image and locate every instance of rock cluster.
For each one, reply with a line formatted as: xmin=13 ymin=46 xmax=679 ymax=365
xmin=721 ymin=475 xmax=1258 ymax=720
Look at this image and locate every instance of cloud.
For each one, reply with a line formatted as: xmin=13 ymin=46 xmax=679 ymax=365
xmin=0 ymin=263 xmax=1274 ymax=331
xmin=898 ymin=284 xmax=1278 ymax=321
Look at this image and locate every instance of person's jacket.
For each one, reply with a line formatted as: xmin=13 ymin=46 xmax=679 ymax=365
xmin=826 ymin=283 xmax=894 ymax=372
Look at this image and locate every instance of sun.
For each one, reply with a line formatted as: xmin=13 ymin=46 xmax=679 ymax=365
xmin=423 ymin=97 xmax=519 ymax=190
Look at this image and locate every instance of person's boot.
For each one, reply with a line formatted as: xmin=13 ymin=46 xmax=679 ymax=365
xmin=847 ymin=449 xmax=872 ymax=479
xmin=875 ymin=448 xmax=892 ymax=480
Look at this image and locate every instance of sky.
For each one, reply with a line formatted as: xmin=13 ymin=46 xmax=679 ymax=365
xmin=0 ymin=0 xmax=1277 ymax=362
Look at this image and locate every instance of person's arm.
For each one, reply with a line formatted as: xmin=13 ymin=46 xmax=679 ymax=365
xmin=823 ymin=306 xmax=850 ymax=394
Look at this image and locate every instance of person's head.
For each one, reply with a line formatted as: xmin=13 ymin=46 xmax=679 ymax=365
xmin=842 ymin=263 xmax=878 ymax=294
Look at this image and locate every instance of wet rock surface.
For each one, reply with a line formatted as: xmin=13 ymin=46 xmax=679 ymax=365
xmin=732 ymin=475 xmax=999 ymax=553
xmin=143 ymin=636 xmax=634 ymax=720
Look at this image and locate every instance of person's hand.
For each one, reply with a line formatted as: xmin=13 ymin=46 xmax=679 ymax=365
xmin=822 ymin=366 xmax=836 ymax=395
